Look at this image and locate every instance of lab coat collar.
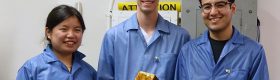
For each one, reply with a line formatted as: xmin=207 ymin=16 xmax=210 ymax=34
xmin=125 ymin=13 xmax=170 ymax=34
xmin=227 ymin=26 xmax=244 ymax=44
xmin=196 ymin=26 xmax=244 ymax=46
xmin=195 ymin=26 xmax=245 ymax=64
xmin=155 ymin=14 xmax=170 ymax=33
xmin=125 ymin=13 xmax=139 ymax=31
xmin=43 ymin=44 xmax=86 ymax=63
xmin=218 ymin=26 xmax=244 ymax=63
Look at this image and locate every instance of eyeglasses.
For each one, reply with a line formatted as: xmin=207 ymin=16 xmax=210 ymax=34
xmin=199 ymin=1 xmax=231 ymax=13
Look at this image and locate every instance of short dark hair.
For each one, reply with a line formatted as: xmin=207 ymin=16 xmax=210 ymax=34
xmin=199 ymin=0 xmax=235 ymax=5
xmin=45 ymin=5 xmax=85 ymax=42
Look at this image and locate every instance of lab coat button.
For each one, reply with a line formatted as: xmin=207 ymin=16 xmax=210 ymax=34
xmin=225 ymin=69 xmax=231 ymax=74
xmin=154 ymin=56 xmax=160 ymax=62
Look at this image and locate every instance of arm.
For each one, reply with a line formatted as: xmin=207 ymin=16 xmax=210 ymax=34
xmin=97 ymin=31 xmax=115 ymax=80
xmin=16 ymin=65 xmax=32 ymax=80
xmin=174 ymin=46 xmax=188 ymax=80
xmin=180 ymin=28 xmax=191 ymax=45
xmin=249 ymin=47 xmax=269 ymax=80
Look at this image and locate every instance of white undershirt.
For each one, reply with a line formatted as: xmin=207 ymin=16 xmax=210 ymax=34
xmin=140 ymin=27 xmax=153 ymax=44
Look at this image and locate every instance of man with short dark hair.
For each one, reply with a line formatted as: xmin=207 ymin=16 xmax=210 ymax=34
xmin=175 ymin=0 xmax=269 ymax=80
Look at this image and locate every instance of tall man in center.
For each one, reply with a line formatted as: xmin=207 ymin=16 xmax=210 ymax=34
xmin=97 ymin=0 xmax=191 ymax=80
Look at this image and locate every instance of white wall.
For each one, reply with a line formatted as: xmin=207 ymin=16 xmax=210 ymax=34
xmin=0 ymin=0 xmax=53 ymax=80
xmin=258 ymin=0 xmax=280 ymax=79
xmin=0 ymin=0 xmax=109 ymax=80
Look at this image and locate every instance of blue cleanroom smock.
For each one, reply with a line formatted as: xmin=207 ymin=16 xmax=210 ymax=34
xmin=175 ymin=27 xmax=269 ymax=80
xmin=97 ymin=13 xmax=190 ymax=80
xmin=16 ymin=44 xmax=97 ymax=80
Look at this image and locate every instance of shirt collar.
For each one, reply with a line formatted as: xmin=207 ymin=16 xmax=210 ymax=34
xmin=124 ymin=13 xmax=170 ymax=33
xmin=196 ymin=26 xmax=244 ymax=45
xmin=43 ymin=44 xmax=86 ymax=63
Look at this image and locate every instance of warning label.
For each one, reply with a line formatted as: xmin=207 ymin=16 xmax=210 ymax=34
xmin=118 ymin=2 xmax=181 ymax=12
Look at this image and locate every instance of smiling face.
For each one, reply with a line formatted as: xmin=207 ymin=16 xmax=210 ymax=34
xmin=137 ymin=0 xmax=159 ymax=14
xmin=46 ymin=16 xmax=83 ymax=55
xmin=201 ymin=0 xmax=236 ymax=32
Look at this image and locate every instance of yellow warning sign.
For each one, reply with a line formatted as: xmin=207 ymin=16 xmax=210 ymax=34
xmin=118 ymin=2 xmax=181 ymax=12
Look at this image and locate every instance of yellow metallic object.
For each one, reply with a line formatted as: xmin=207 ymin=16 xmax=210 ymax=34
xmin=135 ymin=71 xmax=158 ymax=80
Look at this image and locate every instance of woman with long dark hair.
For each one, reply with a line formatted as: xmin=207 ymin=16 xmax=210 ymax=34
xmin=16 ymin=5 xmax=96 ymax=80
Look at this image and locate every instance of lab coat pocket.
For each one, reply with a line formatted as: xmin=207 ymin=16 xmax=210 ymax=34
xmin=227 ymin=69 xmax=248 ymax=80
xmin=159 ymin=52 xmax=178 ymax=65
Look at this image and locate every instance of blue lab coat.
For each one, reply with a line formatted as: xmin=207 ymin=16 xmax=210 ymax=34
xmin=16 ymin=44 xmax=97 ymax=80
xmin=97 ymin=13 xmax=190 ymax=80
xmin=175 ymin=27 xmax=269 ymax=80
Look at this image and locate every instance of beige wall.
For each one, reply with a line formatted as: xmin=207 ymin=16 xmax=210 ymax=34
xmin=258 ymin=0 xmax=280 ymax=79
